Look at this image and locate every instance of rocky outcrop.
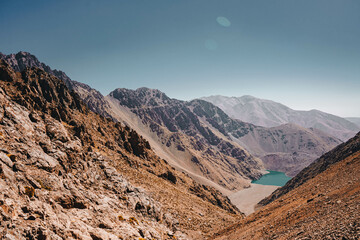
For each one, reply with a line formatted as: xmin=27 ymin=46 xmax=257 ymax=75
xmin=0 ymin=60 xmax=242 ymax=239
xmin=0 ymin=51 xmax=115 ymax=120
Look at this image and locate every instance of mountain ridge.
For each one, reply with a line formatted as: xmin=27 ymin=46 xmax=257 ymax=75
xmin=201 ymin=95 xmax=359 ymax=141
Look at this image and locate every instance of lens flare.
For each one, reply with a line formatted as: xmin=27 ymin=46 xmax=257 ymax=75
xmin=216 ymin=16 xmax=231 ymax=27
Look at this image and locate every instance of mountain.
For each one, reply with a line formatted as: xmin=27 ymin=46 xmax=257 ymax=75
xmin=188 ymin=100 xmax=341 ymax=177
xmin=201 ymin=95 xmax=359 ymax=141
xmin=0 ymin=51 xmax=115 ymax=120
xmin=346 ymin=117 xmax=360 ymax=128
xmin=0 ymin=60 xmax=243 ymax=239
xmin=212 ymin=132 xmax=360 ymax=239
xmin=107 ymin=88 xmax=264 ymax=193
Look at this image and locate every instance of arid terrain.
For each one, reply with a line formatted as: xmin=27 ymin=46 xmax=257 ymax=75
xmin=1 ymin=1 xmax=359 ymax=239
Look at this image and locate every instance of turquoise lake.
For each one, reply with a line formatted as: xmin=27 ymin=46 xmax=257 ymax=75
xmin=252 ymin=170 xmax=291 ymax=186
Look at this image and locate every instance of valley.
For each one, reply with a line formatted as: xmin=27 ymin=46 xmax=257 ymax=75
xmin=0 ymin=51 xmax=358 ymax=239
xmin=1 ymin=1 xmax=359 ymax=239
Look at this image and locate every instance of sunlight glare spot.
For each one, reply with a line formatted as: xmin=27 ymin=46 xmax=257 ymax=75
xmin=216 ymin=16 xmax=231 ymax=27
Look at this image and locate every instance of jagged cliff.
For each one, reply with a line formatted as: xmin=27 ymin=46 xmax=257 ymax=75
xmin=0 ymin=60 xmax=242 ymax=239
xmin=0 ymin=51 xmax=115 ymax=120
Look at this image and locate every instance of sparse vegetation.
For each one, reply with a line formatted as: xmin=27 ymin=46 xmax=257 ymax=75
xmin=24 ymin=186 xmax=35 ymax=198
xmin=128 ymin=217 xmax=139 ymax=225
xmin=37 ymin=179 xmax=52 ymax=191
xmin=6 ymin=153 xmax=16 ymax=161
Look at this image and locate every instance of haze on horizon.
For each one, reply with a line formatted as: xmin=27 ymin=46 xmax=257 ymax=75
xmin=1 ymin=0 xmax=359 ymax=117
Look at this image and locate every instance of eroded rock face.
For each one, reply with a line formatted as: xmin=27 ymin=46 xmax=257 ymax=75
xmin=0 ymin=67 xmax=172 ymax=239
xmin=0 ymin=51 xmax=115 ymax=120
xmin=0 ymin=60 xmax=241 ymax=239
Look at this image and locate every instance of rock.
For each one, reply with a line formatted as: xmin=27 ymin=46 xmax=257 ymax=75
xmin=13 ymin=162 xmax=26 ymax=172
xmin=0 ymin=153 xmax=14 ymax=168
xmin=159 ymin=171 xmax=177 ymax=184
xmin=26 ymin=149 xmax=59 ymax=172
xmin=2 ymin=234 xmax=17 ymax=240
xmin=55 ymin=194 xmax=87 ymax=209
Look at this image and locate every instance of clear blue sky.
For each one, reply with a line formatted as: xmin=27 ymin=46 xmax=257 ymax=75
xmin=1 ymin=0 xmax=359 ymax=117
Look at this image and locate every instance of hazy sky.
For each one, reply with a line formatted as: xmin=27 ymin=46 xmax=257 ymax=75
xmin=1 ymin=0 xmax=359 ymax=117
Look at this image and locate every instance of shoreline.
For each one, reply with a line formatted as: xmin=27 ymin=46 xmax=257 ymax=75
xmin=229 ymin=183 xmax=279 ymax=216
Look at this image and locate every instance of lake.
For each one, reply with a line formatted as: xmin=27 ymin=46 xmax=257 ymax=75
xmin=252 ymin=170 xmax=291 ymax=186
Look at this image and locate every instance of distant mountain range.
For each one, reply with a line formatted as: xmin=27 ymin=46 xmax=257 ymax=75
xmin=346 ymin=117 xmax=360 ymax=128
xmin=201 ymin=95 xmax=359 ymax=141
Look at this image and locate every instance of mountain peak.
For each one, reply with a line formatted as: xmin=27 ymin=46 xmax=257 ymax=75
xmin=109 ymin=87 xmax=180 ymax=108
xmin=239 ymin=95 xmax=256 ymax=100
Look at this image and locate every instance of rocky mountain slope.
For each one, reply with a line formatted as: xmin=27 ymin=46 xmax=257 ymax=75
xmin=212 ymin=132 xmax=360 ymax=239
xmin=0 ymin=51 xmax=115 ymax=120
xmin=108 ymin=88 xmax=264 ymax=193
xmin=0 ymin=60 xmax=243 ymax=239
xmin=188 ymin=100 xmax=341 ymax=176
xmin=201 ymin=95 xmax=359 ymax=141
